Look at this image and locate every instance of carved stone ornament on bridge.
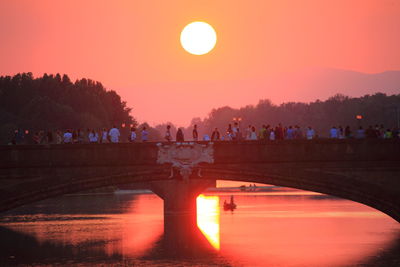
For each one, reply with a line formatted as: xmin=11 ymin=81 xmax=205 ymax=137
xmin=156 ymin=142 xmax=214 ymax=180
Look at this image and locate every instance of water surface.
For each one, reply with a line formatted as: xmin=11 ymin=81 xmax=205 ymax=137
xmin=0 ymin=190 xmax=399 ymax=266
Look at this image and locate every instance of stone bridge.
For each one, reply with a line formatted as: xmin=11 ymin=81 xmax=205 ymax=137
xmin=0 ymin=140 xmax=399 ymax=224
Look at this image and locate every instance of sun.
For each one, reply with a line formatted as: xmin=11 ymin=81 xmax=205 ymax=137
xmin=180 ymin=21 xmax=217 ymax=55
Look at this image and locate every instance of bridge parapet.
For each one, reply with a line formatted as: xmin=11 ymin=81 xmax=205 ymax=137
xmin=0 ymin=139 xmax=399 ymax=169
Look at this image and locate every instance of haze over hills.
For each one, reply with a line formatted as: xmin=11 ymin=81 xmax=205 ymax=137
xmin=130 ymin=68 xmax=400 ymax=126
xmin=269 ymin=68 xmax=400 ymax=103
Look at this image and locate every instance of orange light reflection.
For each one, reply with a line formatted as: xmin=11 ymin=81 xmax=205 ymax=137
xmin=196 ymin=194 xmax=220 ymax=250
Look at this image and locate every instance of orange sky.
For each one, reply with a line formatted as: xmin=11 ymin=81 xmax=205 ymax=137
xmin=1 ymin=0 xmax=399 ymax=126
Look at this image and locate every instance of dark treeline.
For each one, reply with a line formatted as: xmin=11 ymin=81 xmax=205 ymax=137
xmin=0 ymin=73 xmax=137 ymax=143
xmin=179 ymin=93 xmax=400 ymax=138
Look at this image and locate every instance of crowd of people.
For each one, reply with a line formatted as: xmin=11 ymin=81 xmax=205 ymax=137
xmin=10 ymin=126 xmax=150 ymax=145
xmin=199 ymin=123 xmax=400 ymax=142
xmin=8 ymin=122 xmax=400 ymax=145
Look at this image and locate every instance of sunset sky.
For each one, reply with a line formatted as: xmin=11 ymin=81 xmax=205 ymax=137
xmin=1 ymin=0 xmax=399 ymax=126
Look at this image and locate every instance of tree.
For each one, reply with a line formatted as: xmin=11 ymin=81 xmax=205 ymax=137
xmin=0 ymin=73 xmax=137 ymax=143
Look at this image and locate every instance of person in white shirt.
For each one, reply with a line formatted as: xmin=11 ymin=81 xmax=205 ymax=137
xmin=109 ymin=126 xmax=120 ymax=143
xmin=269 ymin=130 xmax=275 ymax=141
xmin=250 ymin=126 xmax=257 ymax=140
xmin=245 ymin=125 xmax=252 ymax=140
xmin=330 ymin=126 xmax=338 ymax=138
xmin=306 ymin=127 xmax=315 ymax=140
xmin=141 ymin=127 xmax=149 ymax=142
xmin=88 ymin=129 xmax=99 ymax=143
xmin=63 ymin=130 xmax=73 ymax=143
xmin=130 ymin=127 xmax=137 ymax=142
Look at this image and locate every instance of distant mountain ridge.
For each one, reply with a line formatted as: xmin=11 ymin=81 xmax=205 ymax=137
xmin=265 ymin=68 xmax=400 ymax=104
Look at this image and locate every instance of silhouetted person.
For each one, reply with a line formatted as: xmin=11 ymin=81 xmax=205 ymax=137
xmin=192 ymin=124 xmax=198 ymax=141
xmin=345 ymin=126 xmax=352 ymax=138
xmin=211 ymin=128 xmax=220 ymax=141
xmin=356 ymin=126 xmax=365 ymax=139
xmin=14 ymin=129 xmax=24 ymax=144
xmin=47 ymin=130 xmax=53 ymax=144
xmin=176 ymin=128 xmax=184 ymax=142
xmin=55 ymin=130 xmax=62 ymax=144
xmin=276 ymin=123 xmax=284 ymax=140
xmin=32 ymin=132 xmax=40 ymax=144
xmin=374 ymin=125 xmax=380 ymax=138
xmin=366 ymin=126 xmax=377 ymax=138
xmin=77 ymin=129 xmax=84 ymax=143
xmin=165 ymin=125 xmax=172 ymax=142
xmin=258 ymin=125 xmax=266 ymax=140
xmin=227 ymin=124 xmax=233 ymax=140
xmin=233 ymin=122 xmax=239 ymax=140
xmin=141 ymin=127 xmax=148 ymax=142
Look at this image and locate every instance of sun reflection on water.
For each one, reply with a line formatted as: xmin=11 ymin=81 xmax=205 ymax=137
xmin=196 ymin=194 xmax=220 ymax=250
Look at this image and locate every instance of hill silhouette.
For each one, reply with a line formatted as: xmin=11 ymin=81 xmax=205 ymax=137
xmin=0 ymin=73 xmax=135 ymax=143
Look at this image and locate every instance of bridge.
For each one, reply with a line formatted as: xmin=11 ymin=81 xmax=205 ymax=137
xmin=0 ymin=140 xmax=399 ymax=250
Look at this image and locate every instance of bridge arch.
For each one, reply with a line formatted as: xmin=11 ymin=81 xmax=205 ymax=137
xmin=1 ymin=165 xmax=399 ymax=224
xmin=201 ymin=166 xmax=400 ymax=223
xmin=0 ymin=169 xmax=169 ymax=213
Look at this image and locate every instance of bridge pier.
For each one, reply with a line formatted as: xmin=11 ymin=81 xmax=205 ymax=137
xmin=150 ymin=179 xmax=216 ymax=255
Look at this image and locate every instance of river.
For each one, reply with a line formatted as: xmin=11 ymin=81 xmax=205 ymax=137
xmin=0 ymin=187 xmax=399 ymax=266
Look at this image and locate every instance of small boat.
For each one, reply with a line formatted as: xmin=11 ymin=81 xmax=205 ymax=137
xmin=223 ymin=196 xmax=237 ymax=211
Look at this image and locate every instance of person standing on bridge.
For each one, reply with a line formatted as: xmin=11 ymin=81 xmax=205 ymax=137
xmin=276 ymin=123 xmax=284 ymax=140
xmin=176 ymin=128 xmax=184 ymax=142
xmin=63 ymin=130 xmax=73 ymax=144
xmin=306 ymin=127 xmax=315 ymax=140
xmin=109 ymin=126 xmax=121 ymax=143
xmin=269 ymin=128 xmax=276 ymax=140
xmin=246 ymin=125 xmax=252 ymax=140
xmin=192 ymin=124 xmax=198 ymax=141
xmin=345 ymin=126 xmax=352 ymax=138
xmin=258 ymin=125 xmax=267 ymax=141
xmin=226 ymin=124 xmax=233 ymax=140
xmin=355 ymin=126 xmax=365 ymax=139
xmin=250 ymin=126 xmax=257 ymax=140
xmin=130 ymin=127 xmax=137 ymax=142
xmin=330 ymin=126 xmax=338 ymax=138
xmin=55 ymin=130 xmax=62 ymax=144
xmin=165 ymin=125 xmax=172 ymax=142
xmin=232 ymin=122 xmax=239 ymax=140
xmin=88 ymin=129 xmax=99 ymax=143
xmin=141 ymin=127 xmax=149 ymax=142
xmin=211 ymin=128 xmax=220 ymax=141
xmin=384 ymin=129 xmax=393 ymax=139
xmin=101 ymin=128 xmax=108 ymax=143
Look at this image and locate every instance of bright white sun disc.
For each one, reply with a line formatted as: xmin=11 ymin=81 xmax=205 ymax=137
xmin=180 ymin=22 xmax=217 ymax=55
